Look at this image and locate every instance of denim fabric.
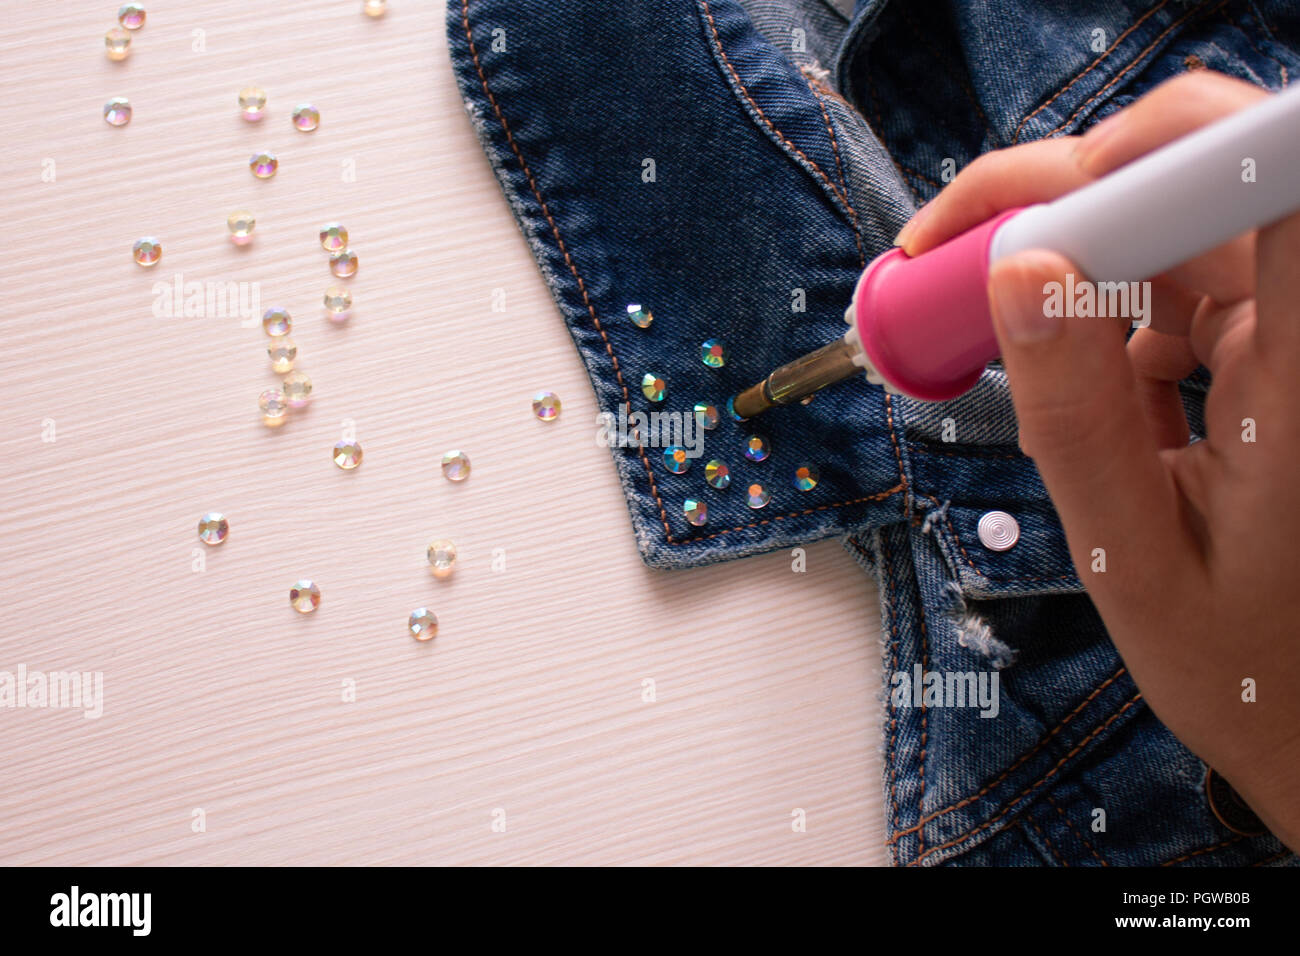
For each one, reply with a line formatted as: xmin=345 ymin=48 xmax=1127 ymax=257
xmin=447 ymin=0 xmax=1300 ymax=864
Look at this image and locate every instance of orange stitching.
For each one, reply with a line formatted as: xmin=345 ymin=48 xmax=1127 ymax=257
xmin=806 ymin=80 xmax=865 ymax=268
xmin=1046 ymin=793 xmax=1109 ymax=866
xmin=1160 ymin=835 xmax=1245 ymax=866
xmin=1230 ymin=7 xmax=1294 ymax=86
xmin=1252 ymin=848 xmax=1294 ymax=867
xmin=1048 ymin=0 xmax=1227 ymax=136
xmin=917 ymin=574 xmax=929 ymax=853
xmin=884 ymin=394 xmax=909 ymax=518
xmin=463 ymin=0 xmax=904 ymax=546
xmin=700 ymin=0 xmax=852 ymax=212
xmin=1012 ymin=0 xmax=1169 ymax=143
xmin=1026 ymin=815 xmax=1070 ymax=866
xmin=888 ymin=667 xmax=1129 ymax=846
xmin=908 ymin=692 xmax=1144 ymax=865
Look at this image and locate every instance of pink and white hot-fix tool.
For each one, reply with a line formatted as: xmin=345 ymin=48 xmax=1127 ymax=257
xmin=729 ymin=82 xmax=1300 ymax=417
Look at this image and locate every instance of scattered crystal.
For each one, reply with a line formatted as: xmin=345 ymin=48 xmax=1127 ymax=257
xmin=684 ymin=498 xmax=708 ymax=527
xmin=249 ymin=151 xmax=278 ymax=178
xmin=262 ymin=307 xmax=291 ymax=337
xmin=701 ymin=339 xmax=728 ymax=368
xmin=793 ymin=463 xmax=820 ymax=491
xmin=426 ymin=539 xmax=457 ymax=578
xmin=103 ymin=97 xmax=132 ymax=126
xmin=532 ymin=391 xmax=561 ymax=421
xmin=281 ymin=371 xmax=312 ymax=408
xmin=323 ymin=286 xmax=352 ymax=322
xmin=744 ymin=434 xmax=771 ymax=462
xmin=693 ymin=402 xmax=720 ymax=431
xmin=663 ymin=446 xmax=690 ymax=475
xmin=409 ymin=607 xmax=438 ymax=641
xmin=364 ymin=0 xmax=388 ymax=17
xmin=292 ymin=104 xmax=320 ymax=132
xmin=333 ymin=440 xmax=363 ymax=469
xmin=197 ymin=512 xmax=228 ymax=546
xmin=290 ymin=579 xmax=320 ymax=613
xmin=746 ymin=483 xmax=771 ymax=509
xmin=319 ymin=222 xmax=348 ymax=252
xmin=259 ymin=388 xmax=288 ymax=426
xmin=105 ymin=28 xmax=131 ymax=61
xmin=239 ymin=87 xmax=267 ymax=122
xmin=268 ymin=338 xmax=296 ymax=373
xmin=329 ymin=249 xmax=358 ymax=277
xmin=131 ymin=237 xmax=161 ymax=267
xmin=118 ymin=4 xmax=146 ymax=29
xmin=704 ymin=459 xmax=730 ymax=489
xmin=626 ymin=303 xmax=653 ymax=329
xmin=441 ymin=450 xmax=471 ymax=482
xmin=227 ymin=210 xmax=256 ymax=245
xmin=641 ymin=373 xmax=667 ymax=402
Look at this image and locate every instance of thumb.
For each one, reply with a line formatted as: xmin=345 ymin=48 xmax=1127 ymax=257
xmin=986 ymin=250 xmax=1180 ymax=585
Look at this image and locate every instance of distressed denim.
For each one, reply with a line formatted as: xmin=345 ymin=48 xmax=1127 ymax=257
xmin=447 ymin=0 xmax=1300 ymax=865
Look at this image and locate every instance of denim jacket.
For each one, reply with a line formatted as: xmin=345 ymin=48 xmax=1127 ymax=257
xmin=447 ymin=0 xmax=1300 ymax=865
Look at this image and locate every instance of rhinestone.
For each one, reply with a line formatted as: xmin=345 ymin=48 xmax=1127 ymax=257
xmin=262 ymin=307 xmax=291 ymax=337
xmin=333 ymin=440 xmax=364 ymax=470
xmin=746 ymin=483 xmax=771 ymax=509
xmin=131 ymin=237 xmax=161 ymax=267
xmin=701 ymin=339 xmax=728 ymax=368
xmin=105 ymin=28 xmax=131 ymax=61
xmin=364 ymin=0 xmax=388 ymax=16
xmin=227 ymin=210 xmax=256 ymax=245
xmin=532 ymin=391 xmax=561 ymax=421
xmin=441 ymin=450 xmax=471 ymax=482
xmin=249 ymin=151 xmax=278 ymax=178
xmin=626 ymin=303 xmax=653 ymax=328
xmin=792 ymin=463 xmax=820 ymax=491
xmin=977 ymin=511 xmax=1020 ymax=552
xmin=290 ymin=580 xmax=320 ymax=613
xmin=267 ymin=338 xmax=296 ymax=373
xmin=426 ymin=539 xmax=457 ymax=578
xmin=103 ymin=97 xmax=132 ymax=126
xmin=693 ymin=402 xmax=720 ymax=431
xmin=663 ymin=446 xmax=690 ymax=475
xmin=319 ymin=222 xmax=348 ymax=252
xmin=329 ymin=249 xmax=358 ymax=277
xmin=281 ymin=371 xmax=312 ymax=408
xmin=725 ymin=395 xmax=747 ymax=422
xmin=239 ymin=87 xmax=267 ymax=122
xmin=197 ymin=512 xmax=228 ymax=546
xmin=292 ymin=104 xmax=320 ymax=132
xmin=118 ymin=4 xmax=146 ymax=29
xmin=641 ymin=373 xmax=667 ymax=403
xmin=409 ymin=607 xmax=438 ymax=642
xmin=684 ymin=498 xmax=708 ymax=527
xmin=743 ymin=434 xmax=771 ymax=462
xmin=323 ymin=286 xmax=353 ymax=322
xmin=704 ymin=459 xmax=730 ymax=489
xmin=259 ymin=388 xmax=288 ymax=426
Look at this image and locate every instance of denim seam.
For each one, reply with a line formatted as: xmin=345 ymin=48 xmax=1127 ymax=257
xmin=1011 ymin=0 xmax=1170 ymax=143
xmin=907 ymin=692 xmax=1144 ymax=865
xmin=897 ymin=3 xmax=992 ymax=140
xmin=888 ymin=666 xmax=1130 ymax=847
xmin=1228 ymin=6 xmax=1292 ymax=84
xmin=862 ymin=70 xmax=932 ymax=201
xmin=805 ymin=79 xmax=866 ymax=267
xmin=911 ymin=445 xmax=1023 ymax=461
xmin=1159 ymin=834 xmax=1246 ymax=866
xmin=917 ymin=568 xmax=930 ymax=855
xmin=1045 ymin=793 xmax=1110 ymax=866
xmin=876 ymin=529 xmax=905 ymax=858
xmin=1253 ymin=848 xmax=1296 ymax=866
xmin=1025 ymin=812 xmax=1070 ymax=866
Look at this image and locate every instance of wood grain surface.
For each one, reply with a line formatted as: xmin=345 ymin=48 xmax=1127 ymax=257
xmin=0 ymin=0 xmax=887 ymax=865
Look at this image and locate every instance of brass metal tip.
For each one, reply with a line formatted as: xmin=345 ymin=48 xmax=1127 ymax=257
xmin=727 ymin=336 xmax=863 ymax=420
xmin=729 ymin=385 xmax=768 ymax=421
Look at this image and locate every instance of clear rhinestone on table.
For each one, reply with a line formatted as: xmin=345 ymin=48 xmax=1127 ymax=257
xmin=103 ymin=97 xmax=132 ymax=126
xmin=131 ymin=237 xmax=161 ymax=267
xmin=626 ymin=303 xmax=653 ymax=329
xmin=262 ymin=307 xmax=291 ymax=336
xmin=641 ymin=373 xmax=667 ymax=402
xmin=118 ymin=4 xmax=146 ymax=29
xmin=323 ymin=286 xmax=352 ymax=321
xmin=197 ymin=512 xmax=228 ymax=545
xmin=292 ymin=104 xmax=320 ymax=132
xmin=329 ymin=249 xmax=358 ymax=277
xmin=792 ymin=463 xmax=819 ymax=491
xmin=105 ymin=28 xmax=131 ymax=61
xmin=684 ymin=498 xmax=708 ymax=527
xmin=239 ymin=87 xmax=267 ymax=122
xmin=743 ymin=434 xmax=770 ymax=462
xmin=267 ymin=338 xmax=296 ymax=373
xmin=364 ymin=0 xmax=388 ymax=17
xmin=333 ymin=441 xmax=363 ymax=470
xmin=704 ymin=459 xmax=730 ymax=489
xmin=290 ymin=580 xmax=320 ymax=613
xmin=249 ymin=151 xmax=278 ymax=178
xmin=319 ymin=222 xmax=348 ymax=252
xmin=441 ymin=450 xmax=470 ymax=482
xmin=259 ymin=388 xmax=288 ymax=426
xmin=427 ymin=539 xmax=457 ymax=578
xmin=409 ymin=607 xmax=438 ymax=641
xmin=746 ymin=483 xmax=771 ymax=509
xmin=532 ymin=391 xmax=561 ymax=421
xmin=281 ymin=371 xmax=312 ymax=408
xmin=693 ymin=403 xmax=720 ymax=431
xmin=662 ymin=446 xmax=690 ymax=475
xmin=701 ymin=339 xmax=728 ymax=368
xmin=227 ymin=210 xmax=256 ymax=245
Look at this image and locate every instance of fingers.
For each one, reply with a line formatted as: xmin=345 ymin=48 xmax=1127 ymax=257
xmin=1128 ymin=328 xmax=1198 ymax=449
xmin=1254 ymin=209 xmax=1300 ymax=362
xmin=986 ymin=249 xmax=1185 ymax=593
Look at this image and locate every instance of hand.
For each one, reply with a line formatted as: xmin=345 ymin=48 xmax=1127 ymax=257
xmin=896 ymin=72 xmax=1300 ymax=851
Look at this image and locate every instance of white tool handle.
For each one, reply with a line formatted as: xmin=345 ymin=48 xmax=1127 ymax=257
xmin=991 ymin=82 xmax=1300 ymax=282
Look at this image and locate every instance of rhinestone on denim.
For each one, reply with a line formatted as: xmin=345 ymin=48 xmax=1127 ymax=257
xmin=684 ymin=498 xmax=708 ymax=527
xmin=746 ymin=483 xmax=771 ymax=509
xmin=743 ymin=435 xmax=770 ymax=462
xmin=626 ymin=304 xmax=653 ymax=329
xmin=663 ymin=446 xmax=690 ymax=474
xmin=701 ymin=339 xmax=727 ymax=368
xmin=641 ymin=373 xmax=667 ymax=403
xmin=693 ymin=403 xmax=719 ymax=431
xmin=725 ymin=395 xmax=747 ymax=422
xmin=792 ymin=463 xmax=819 ymax=491
xmin=704 ymin=459 xmax=730 ymax=489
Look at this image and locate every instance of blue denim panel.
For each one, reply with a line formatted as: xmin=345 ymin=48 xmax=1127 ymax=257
xmin=447 ymin=0 xmax=913 ymax=569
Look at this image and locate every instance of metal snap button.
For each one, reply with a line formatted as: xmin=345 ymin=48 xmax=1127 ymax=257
xmin=977 ymin=511 xmax=1020 ymax=551
xmin=1205 ymin=768 xmax=1267 ymax=837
